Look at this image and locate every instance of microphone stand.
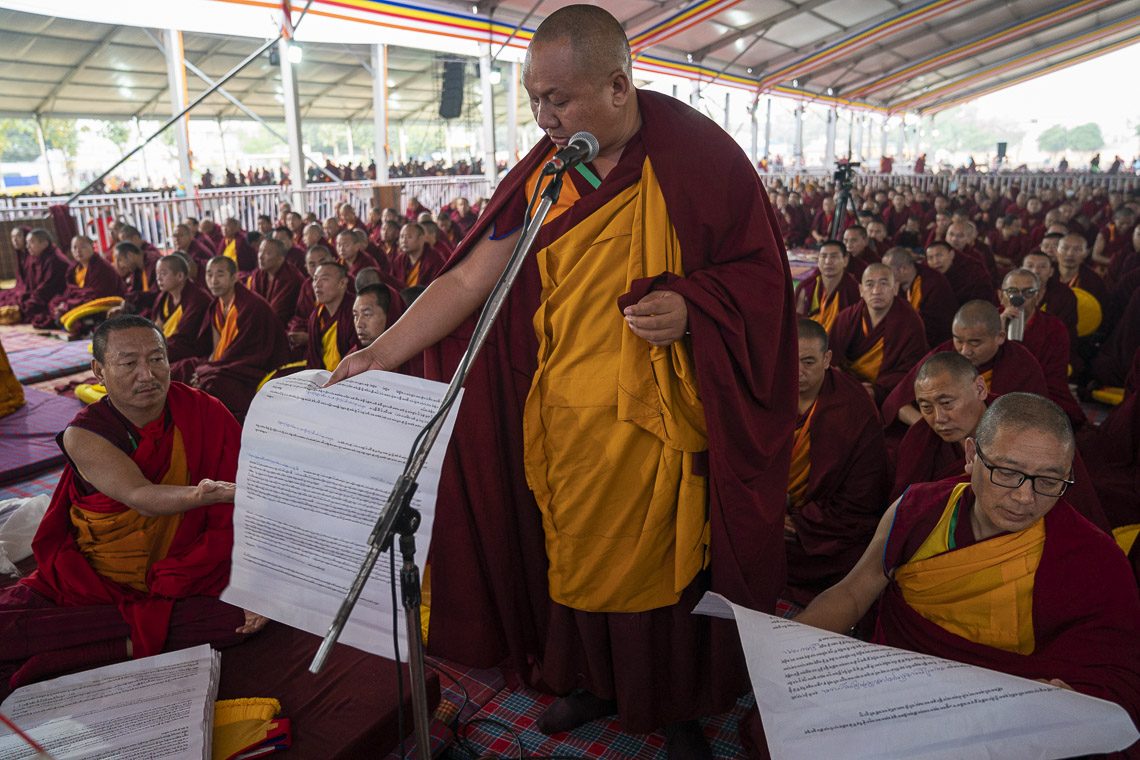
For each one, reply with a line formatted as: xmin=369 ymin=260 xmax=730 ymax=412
xmin=309 ymin=168 xmax=569 ymax=760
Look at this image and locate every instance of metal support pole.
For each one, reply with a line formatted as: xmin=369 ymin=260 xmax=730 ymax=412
xmin=749 ymin=100 xmax=758 ymax=166
xmin=880 ymin=115 xmax=889 ymax=161
xmin=33 ymin=116 xmax=55 ymax=194
xmin=279 ymin=36 xmax=306 ymax=211
xmin=896 ymin=117 xmax=906 ymax=158
xmin=912 ymin=117 xmax=922 ymax=160
xmin=133 ymin=116 xmax=154 ymax=189
xmin=507 ymin=61 xmax=519 ymax=168
xmin=689 ymin=79 xmax=700 ymax=108
xmin=480 ymin=49 xmax=497 ymax=185
xmin=345 ymin=123 xmax=355 ymax=162
xmin=854 ymin=113 xmax=865 ymax=163
xmin=371 ymin=43 xmax=389 ymax=184
xmin=723 ymin=91 xmax=731 ymax=131
xmin=793 ymin=105 xmax=804 ymax=169
xmin=824 ymin=107 xmax=837 ymax=169
xmin=163 ymin=29 xmax=194 ymax=193
xmin=764 ymin=97 xmax=772 ymax=160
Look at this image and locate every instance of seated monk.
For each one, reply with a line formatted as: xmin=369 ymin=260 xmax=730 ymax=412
xmin=273 ymin=225 xmax=307 ymax=272
xmin=286 ymin=245 xmax=336 ymax=354
xmin=169 ymin=256 xmax=289 ymax=420
xmin=1023 ymin=251 xmax=1078 ymax=342
xmin=150 ymin=254 xmax=211 ymax=363
xmin=305 ymin=263 xmax=358 ymax=371
xmin=0 ymin=228 xmax=69 ymax=327
xmin=353 ymin=283 xmax=394 ymax=348
xmin=841 ymin=225 xmax=878 ymax=278
xmin=882 ymin=246 xmax=956 ymax=347
xmin=323 ymin=216 xmax=341 ymax=244
xmin=784 ymin=319 xmax=889 ymax=605
xmin=828 ymin=263 xmax=928 ymax=405
xmin=47 ymin=235 xmax=125 ymax=333
xmin=794 ymin=239 xmax=861 ymax=332
xmin=335 ymin=229 xmax=381 ymax=280
xmin=891 ymin=353 xmax=1107 ymax=530
xmin=882 ymin=300 xmax=1049 ymax=435
xmin=173 ymin=223 xmax=217 ymax=277
xmin=112 ymin=241 xmax=159 ymax=315
xmin=1056 ymin=232 xmax=1109 ymax=333
xmin=246 ymin=237 xmax=303 ymax=328
xmin=924 ymin=240 xmax=996 ymax=307
xmin=0 ymin=315 xmax=267 ymax=698
xmin=0 ymin=337 xmax=23 ymax=416
xmin=0 ymin=226 xmax=31 ymax=314
xmin=391 ymin=223 xmax=446 ymax=289
xmin=796 ymin=393 xmax=1140 ymax=729
xmin=353 ymin=228 xmax=395 ymax=283
xmin=220 ymin=218 xmax=257 ymax=275
xmin=1092 ymin=286 xmax=1140 ymax=389
xmin=200 ymin=218 xmax=224 ymax=254
xmin=999 ymin=268 xmax=1085 ymax=429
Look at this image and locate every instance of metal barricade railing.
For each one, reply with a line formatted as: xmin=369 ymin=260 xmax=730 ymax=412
xmin=759 ymin=171 xmax=1138 ymax=195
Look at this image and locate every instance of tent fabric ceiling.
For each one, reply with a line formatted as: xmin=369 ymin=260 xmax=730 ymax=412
xmin=0 ymin=0 xmax=1135 ymax=123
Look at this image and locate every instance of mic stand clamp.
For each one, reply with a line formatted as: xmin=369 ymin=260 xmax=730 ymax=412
xmin=309 ymin=167 xmax=568 ymax=760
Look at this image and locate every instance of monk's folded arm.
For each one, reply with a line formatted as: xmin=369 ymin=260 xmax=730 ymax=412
xmin=61 ymin=427 xmax=210 ymax=516
xmin=794 ymin=501 xmax=898 ymax=633
xmin=362 ymin=228 xmax=520 ymax=369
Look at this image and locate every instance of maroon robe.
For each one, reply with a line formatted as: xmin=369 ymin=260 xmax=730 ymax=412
xmin=1063 ymin=263 xmax=1109 ymax=316
xmin=222 ymin=234 xmax=257 ymax=275
xmin=0 ymin=384 xmax=245 ymax=696
xmin=1093 ymin=288 xmax=1140 ymax=388
xmin=1018 ymin=310 xmax=1085 ymax=427
xmin=149 ymin=285 xmax=211 ymax=363
xmin=785 ymin=205 xmax=810 ymax=247
xmin=169 ymin=283 xmax=289 ymax=419
xmin=390 ymin=247 xmax=446 ymax=289
xmin=289 ymin=283 xmax=317 ymax=335
xmin=304 ymin=296 xmax=359 ymax=370
xmin=122 ymin=254 xmax=159 ymax=314
xmin=1039 ymin=277 xmax=1079 ymax=341
xmin=185 ymin=236 xmax=217 ymax=275
xmin=881 ymin=205 xmax=910 ymax=238
xmin=205 ymin=225 xmax=224 ymax=253
xmin=793 ymin=270 xmax=861 ymax=322
xmin=940 ymin=252 xmax=997 ymax=306
xmin=246 ymin=262 xmax=303 ymax=328
xmin=0 ymin=239 xmax=30 ymax=307
xmin=881 ymin=340 xmax=1050 ymax=431
xmin=2 ymin=244 xmax=69 ymax=325
xmin=46 ymin=253 xmax=125 ymax=321
xmin=877 ymin=480 xmax=1139 ymax=726
xmin=785 ymin=368 xmax=889 ymax=603
xmin=339 ymin=250 xmax=382 ymax=281
xmin=907 ymin=262 xmax=956 ymax=347
xmin=284 ymin=245 xmax=307 ymax=272
xmin=420 ymin=90 xmax=797 ymax=732
xmin=828 ymin=296 xmax=928 ymax=405
xmin=193 ymin=232 xmax=217 ymax=256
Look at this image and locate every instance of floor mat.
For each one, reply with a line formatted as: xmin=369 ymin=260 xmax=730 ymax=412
xmin=0 ymin=388 xmax=80 ymax=485
xmin=0 ymin=466 xmax=62 ymax=501
xmin=0 ymin=326 xmax=66 ymax=353
xmin=8 ymin=339 xmax=93 ymax=384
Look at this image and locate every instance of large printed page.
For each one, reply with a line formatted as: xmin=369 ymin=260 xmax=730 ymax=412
xmin=222 ymin=369 xmax=462 ymax=660
xmin=694 ymin=592 xmax=1139 ymax=760
xmin=0 ymin=644 xmax=219 ymax=759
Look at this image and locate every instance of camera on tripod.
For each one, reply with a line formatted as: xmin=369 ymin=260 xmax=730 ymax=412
xmin=833 ymin=159 xmax=861 ymax=186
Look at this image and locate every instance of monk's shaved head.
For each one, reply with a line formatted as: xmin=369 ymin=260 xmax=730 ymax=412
xmin=915 ymin=351 xmax=978 ymax=387
xmin=881 ymin=247 xmax=915 ymax=269
xmin=953 ymin=300 xmax=1003 ymax=337
xmin=975 ymin=392 xmax=1073 ymax=457
xmin=862 ymin=262 xmax=894 ymax=283
xmin=528 ymin=5 xmax=631 ymax=80
xmin=797 ymin=316 xmax=829 ymax=353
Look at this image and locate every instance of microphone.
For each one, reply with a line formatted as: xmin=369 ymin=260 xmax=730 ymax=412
xmin=543 ymin=131 xmax=600 ymax=175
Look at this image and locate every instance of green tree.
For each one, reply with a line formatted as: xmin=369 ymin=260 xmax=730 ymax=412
xmin=926 ymin=106 xmax=1025 ymax=155
xmin=1067 ymin=122 xmax=1103 ymax=152
xmin=98 ymin=120 xmax=132 ymax=151
xmin=1036 ymin=124 xmax=1068 ymax=154
xmin=0 ymin=119 xmax=41 ymax=161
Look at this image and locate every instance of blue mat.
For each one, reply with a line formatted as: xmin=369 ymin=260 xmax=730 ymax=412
xmin=9 ymin=340 xmax=93 ymax=384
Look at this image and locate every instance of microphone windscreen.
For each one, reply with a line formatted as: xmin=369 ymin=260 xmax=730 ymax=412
xmin=570 ymin=131 xmax=600 ymax=162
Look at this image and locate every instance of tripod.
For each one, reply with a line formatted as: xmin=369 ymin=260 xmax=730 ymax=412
xmin=829 ymin=160 xmax=860 ymax=240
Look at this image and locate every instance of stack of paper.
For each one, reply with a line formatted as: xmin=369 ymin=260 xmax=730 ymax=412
xmin=0 ymin=644 xmax=220 ymax=759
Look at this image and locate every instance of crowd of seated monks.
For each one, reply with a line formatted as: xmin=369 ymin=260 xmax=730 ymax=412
xmin=0 ymin=181 xmax=1137 ymax=750
xmin=0 ymin=196 xmax=479 ymax=420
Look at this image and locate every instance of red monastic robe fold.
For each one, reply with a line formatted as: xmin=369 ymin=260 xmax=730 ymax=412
xmin=4 ymin=245 xmax=70 ymax=325
xmin=793 ymin=270 xmax=861 ymax=332
xmin=246 ymin=262 xmax=304 ymax=327
xmin=45 ymin=253 xmax=125 ymax=323
xmin=304 ymin=296 xmax=359 ymax=371
xmin=906 ymin=261 xmax=957 ymax=348
xmin=828 ymin=296 xmax=929 ymax=405
xmin=1019 ymin=311 xmax=1085 ymax=427
xmin=784 ymin=368 xmax=889 ymax=603
xmin=420 ymin=90 xmax=797 ymax=731
xmin=21 ymin=383 xmax=241 ymax=658
xmin=149 ymin=284 xmax=212 ymax=363
xmin=942 ymin=253 xmax=997 ymax=306
xmin=876 ymin=480 xmax=1140 ymax=727
xmin=390 ymin=247 xmax=447 ymax=289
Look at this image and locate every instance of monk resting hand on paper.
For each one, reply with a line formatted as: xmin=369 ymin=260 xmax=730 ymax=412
xmin=793 ymin=393 xmax=1140 ymax=723
xmin=0 ymin=315 xmax=268 ymax=698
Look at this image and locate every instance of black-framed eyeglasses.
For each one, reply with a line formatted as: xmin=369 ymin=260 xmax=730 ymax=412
xmin=1002 ymin=287 xmax=1038 ymax=298
xmin=974 ymin=444 xmax=1073 ymax=497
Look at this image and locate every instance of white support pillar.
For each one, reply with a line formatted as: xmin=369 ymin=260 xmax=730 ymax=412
xmin=345 ymin=123 xmax=354 ymax=162
xmin=690 ymin=79 xmax=700 ymax=108
xmin=793 ymin=105 xmax=804 ymax=168
xmin=854 ymin=114 xmax=865 ymax=163
xmin=33 ymin=116 xmax=55 ymax=194
xmin=880 ymin=115 xmax=890 ymax=161
xmin=163 ymin=29 xmax=194 ymax=194
xmin=763 ymin=97 xmax=772 ymax=160
xmin=278 ymin=37 xmax=306 ymax=210
xmin=507 ymin=61 xmax=519 ymax=167
xmin=896 ymin=117 xmax=906 ymax=158
xmin=371 ymin=43 xmax=389 ymax=184
xmin=723 ymin=92 xmax=731 ymax=131
xmin=480 ymin=50 xmax=497 ymax=185
xmin=912 ymin=117 xmax=922 ymax=159
xmin=824 ymin=107 xmax=837 ymax=169
xmin=749 ymin=102 xmax=758 ymax=165
xmin=133 ymin=116 xmax=153 ymax=189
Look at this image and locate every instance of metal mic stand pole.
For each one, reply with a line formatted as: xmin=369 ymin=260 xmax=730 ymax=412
xmin=309 ymin=169 xmax=568 ymax=760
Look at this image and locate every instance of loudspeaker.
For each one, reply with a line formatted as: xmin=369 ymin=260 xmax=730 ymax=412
xmin=439 ymin=61 xmax=465 ymax=120
xmin=996 ymin=142 xmax=1007 ymax=161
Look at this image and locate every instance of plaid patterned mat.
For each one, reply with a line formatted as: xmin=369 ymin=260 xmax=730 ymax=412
xmin=9 ymin=340 xmax=93 ymax=384
xmin=0 ymin=326 xmax=66 ymax=354
xmin=0 ymin=466 xmax=62 ymax=501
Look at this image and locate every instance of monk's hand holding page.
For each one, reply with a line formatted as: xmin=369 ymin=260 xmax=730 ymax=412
xmin=195 ymin=478 xmax=236 ymax=505
xmin=623 ymin=290 xmax=688 ymax=346
xmin=324 ymin=347 xmax=386 ymax=385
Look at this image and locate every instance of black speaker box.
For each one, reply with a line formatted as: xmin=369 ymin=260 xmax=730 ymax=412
xmin=439 ymin=60 xmax=465 ymax=119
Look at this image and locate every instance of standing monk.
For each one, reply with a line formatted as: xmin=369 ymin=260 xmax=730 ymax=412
xmin=329 ymin=6 xmax=797 ymax=755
